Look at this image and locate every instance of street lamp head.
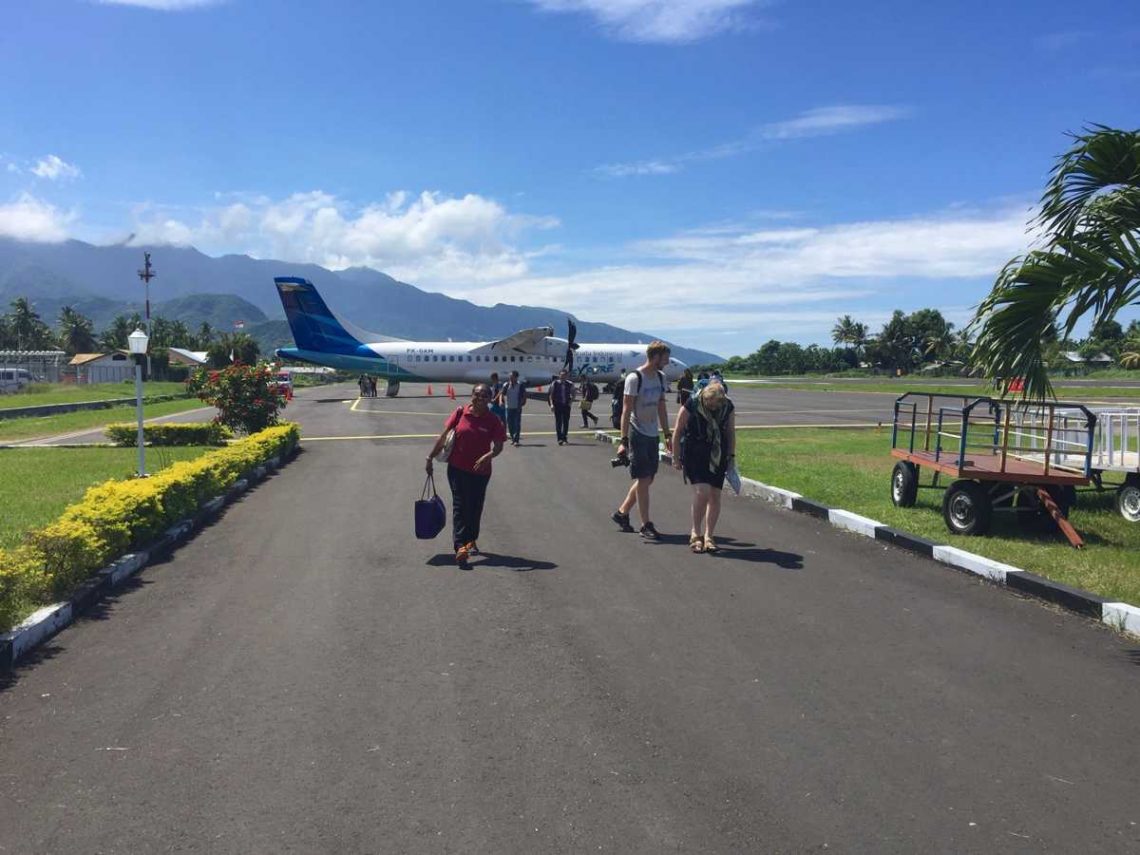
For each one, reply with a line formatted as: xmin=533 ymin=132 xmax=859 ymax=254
xmin=128 ymin=327 xmax=149 ymax=355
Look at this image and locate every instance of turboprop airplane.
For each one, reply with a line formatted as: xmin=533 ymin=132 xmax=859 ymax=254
xmin=272 ymin=277 xmax=687 ymax=397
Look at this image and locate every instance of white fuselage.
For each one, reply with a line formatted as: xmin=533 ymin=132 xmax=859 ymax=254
xmin=364 ymin=337 xmax=684 ymax=385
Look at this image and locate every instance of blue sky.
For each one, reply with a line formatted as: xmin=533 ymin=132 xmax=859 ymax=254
xmin=0 ymin=0 xmax=1136 ymax=356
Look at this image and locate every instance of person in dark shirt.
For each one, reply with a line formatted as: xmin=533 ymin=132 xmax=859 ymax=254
xmin=549 ymin=369 xmax=574 ymax=445
xmin=426 ymin=383 xmax=507 ymax=565
xmin=671 ymin=381 xmax=735 ymax=554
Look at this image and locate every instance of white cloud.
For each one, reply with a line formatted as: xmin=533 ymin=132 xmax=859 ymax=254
xmin=31 ymin=155 xmax=81 ymax=181
xmin=597 ymin=105 xmax=905 ymax=177
xmin=760 ymin=105 xmax=909 ymax=140
xmin=129 ymin=189 xmax=560 ymax=286
xmin=0 ymin=193 xmax=74 ymax=242
xmin=453 ymin=206 xmax=1033 ymax=351
xmin=527 ymin=0 xmax=765 ymax=43
xmin=96 ymin=0 xmax=222 ymax=9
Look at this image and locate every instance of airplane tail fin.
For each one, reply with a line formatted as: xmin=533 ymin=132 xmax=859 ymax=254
xmin=274 ymin=277 xmax=367 ymax=355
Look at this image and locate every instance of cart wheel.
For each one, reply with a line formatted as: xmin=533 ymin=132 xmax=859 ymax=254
xmin=890 ymin=461 xmax=919 ymax=507
xmin=1116 ymin=476 xmax=1140 ymax=523
xmin=942 ymin=480 xmax=992 ymax=536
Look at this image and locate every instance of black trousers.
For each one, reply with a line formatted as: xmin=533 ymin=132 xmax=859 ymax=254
xmin=447 ymin=464 xmax=490 ymax=549
xmin=553 ymin=404 xmax=571 ymax=441
xmin=581 ymin=405 xmax=598 ymax=427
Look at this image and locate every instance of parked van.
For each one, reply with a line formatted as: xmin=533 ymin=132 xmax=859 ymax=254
xmin=0 ymin=368 xmax=33 ymax=394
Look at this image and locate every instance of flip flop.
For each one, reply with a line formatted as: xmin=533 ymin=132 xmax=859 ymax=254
xmin=690 ymin=533 xmax=705 ymax=553
xmin=704 ymin=537 xmax=719 ymax=554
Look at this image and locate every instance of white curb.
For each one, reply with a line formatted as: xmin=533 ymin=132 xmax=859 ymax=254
xmin=932 ymin=546 xmax=1023 ymax=584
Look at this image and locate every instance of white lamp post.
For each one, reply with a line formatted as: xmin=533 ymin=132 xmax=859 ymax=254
xmin=128 ymin=327 xmax=149 ymax=477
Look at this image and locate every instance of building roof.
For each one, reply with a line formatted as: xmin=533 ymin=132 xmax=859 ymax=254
xmin=168 ymin=347 xmax=209 ymax=365
xmin=69 ymin=351 xmax=129 ymax=366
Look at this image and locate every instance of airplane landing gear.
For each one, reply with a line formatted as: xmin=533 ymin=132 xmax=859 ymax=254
xmin=385 ymin=379 xmax=400 ymax=398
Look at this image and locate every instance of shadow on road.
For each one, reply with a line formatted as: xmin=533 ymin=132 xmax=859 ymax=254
xmin=426 ymin=552 xmax=557 ymax=572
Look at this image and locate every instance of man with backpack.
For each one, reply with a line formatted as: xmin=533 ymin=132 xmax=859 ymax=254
xmin=549 ymin=368 xmax=575 ymax=445
xmin=611 ymin=341 xmax=672 ymax=540
xmin=579 ymin=377 xmax=600 ymax=428
xmin=499 ymin=370 xmax=527 ymax=446
xmin=610 ymin=371 xmax=626 ymax=429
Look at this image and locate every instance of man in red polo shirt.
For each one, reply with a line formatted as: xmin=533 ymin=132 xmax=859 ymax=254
xmin=426 ymin=383 xmax=507 ymax=564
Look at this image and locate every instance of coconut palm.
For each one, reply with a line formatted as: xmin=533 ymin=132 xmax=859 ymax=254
xmin=832 ymin=315 xmax=858 ymax=347
xmin=970 ymin=125 xmax=1140 ymax=399
xmin=57 ymin=305 xmax=97 ymax=355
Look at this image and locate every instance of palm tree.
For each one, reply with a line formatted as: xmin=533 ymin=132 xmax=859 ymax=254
xmin=57 ymin=306 xmax=97 ymax=355
xmin=832 ymin=315 xmax=858 ymax=348
xmin=1120 ymin=336 xmax=1140 ymax=369
xmin=970 ymin=125 xmax=1139 ymax=399
xmin=7 ymin=297 xmax=54 ymax=350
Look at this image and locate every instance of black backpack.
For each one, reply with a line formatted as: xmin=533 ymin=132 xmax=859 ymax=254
xmin=584 ymin=381 xmax=599 ymax=402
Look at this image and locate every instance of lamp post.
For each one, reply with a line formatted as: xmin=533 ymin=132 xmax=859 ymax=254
xmin=128 ymin=327 xmax=149 ymax=478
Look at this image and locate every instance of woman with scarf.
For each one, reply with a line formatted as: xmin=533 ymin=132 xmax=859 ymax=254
xmin=671 ymin=381 xmax=735 ymax=553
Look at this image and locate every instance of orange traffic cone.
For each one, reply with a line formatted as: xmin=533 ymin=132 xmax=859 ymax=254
xmin=427 ymin=384 xmax=433 ymax=396
xmin=447 ymin=385 xmax=456 ymax=400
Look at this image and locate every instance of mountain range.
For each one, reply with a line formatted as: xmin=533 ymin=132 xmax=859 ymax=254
xmin=0 ymin=238 xmax=722 ymax=365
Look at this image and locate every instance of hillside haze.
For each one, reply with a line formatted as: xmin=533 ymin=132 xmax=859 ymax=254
xmin=0 ymin=238 xmax=721 ymax=365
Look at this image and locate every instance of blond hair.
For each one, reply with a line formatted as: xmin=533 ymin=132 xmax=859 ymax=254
xmin=646 ymin=340 xmax=671 ymax=359
xmin=698 ymin=381 xmax=727 ymax=408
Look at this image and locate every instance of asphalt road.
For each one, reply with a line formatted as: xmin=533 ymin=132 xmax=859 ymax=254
xmin=1 ymin=385 xmax=1138 ymax=853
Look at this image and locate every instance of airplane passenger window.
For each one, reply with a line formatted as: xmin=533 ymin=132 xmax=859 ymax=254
xmin=467 ymin=356 xmax=472 ymax=362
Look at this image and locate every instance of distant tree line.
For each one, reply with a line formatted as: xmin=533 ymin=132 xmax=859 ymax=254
xmin=0 ymin=297 xmax=261 ymax=378
xmin=706 ymin=308 xmax=1140 ymax=377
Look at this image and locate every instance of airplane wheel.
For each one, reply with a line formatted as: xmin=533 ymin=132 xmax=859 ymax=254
xmin=385 ymin=380 xmax=400 ymax=398
xmin=942 ymin=480 xmax=992 ymax=536
xmin=890 ymin=461 xmax=918 ymax=507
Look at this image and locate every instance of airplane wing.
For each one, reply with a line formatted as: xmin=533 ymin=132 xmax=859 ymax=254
xmin=492 ymin=326 xmax=554 ymax=352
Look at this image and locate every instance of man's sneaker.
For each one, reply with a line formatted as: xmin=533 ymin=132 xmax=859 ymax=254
xmin=612 ymin=510 xmax=634 ymax=532
xmin=639 ymin=521 xmax=660 ymax=540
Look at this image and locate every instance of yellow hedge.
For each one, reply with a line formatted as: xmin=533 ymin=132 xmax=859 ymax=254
xmin=0 ymin=423 xmax=299 ymax=632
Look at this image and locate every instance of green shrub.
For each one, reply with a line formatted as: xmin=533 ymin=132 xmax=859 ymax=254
xmin=105 ymin=421 xmax=232 ymax=447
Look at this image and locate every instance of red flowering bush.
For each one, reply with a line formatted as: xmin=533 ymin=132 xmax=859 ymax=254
xmin=187 ymin=362 xmax=287 ymax=435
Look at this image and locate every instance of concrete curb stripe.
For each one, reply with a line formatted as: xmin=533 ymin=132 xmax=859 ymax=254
xmin=932 ymin=546 xmax=1022 ymax=584
xmin=1006 ymin=572 xmax=1106 ymax=619
xmin=1102 ymin=602 xmax=1140 ymax=635
xmin=873 ymin=527 xmax=937 ymax=558
xmin=791 ymin=497 xmax=830 ymax=519
xmin=828 ymin=509 xmax=885 ymax=538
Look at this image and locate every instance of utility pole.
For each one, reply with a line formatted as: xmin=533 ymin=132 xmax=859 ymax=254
xmin=137 ymin=252 xmax=155 ymax=377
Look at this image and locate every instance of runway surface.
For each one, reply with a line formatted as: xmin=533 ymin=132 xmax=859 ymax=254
xmin=1 ymin=383 xmax=1138 ymax=853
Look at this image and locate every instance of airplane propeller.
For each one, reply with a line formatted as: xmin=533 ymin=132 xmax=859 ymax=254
xmin=563 ymin=318 xmax=580 ymax=375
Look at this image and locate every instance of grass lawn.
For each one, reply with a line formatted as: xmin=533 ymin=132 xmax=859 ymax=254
xmin=735 ymin=428 xmax=1140 ymax=605
xmin=724 ymin=378 xmax=1140 ymax=400
xmin=0 ymin=381 xmax=191 ymax=410
xmin=0 ymin=446 xmax=216 ymax=549
xmin=0 ymin=399 xmax=212 ymax=442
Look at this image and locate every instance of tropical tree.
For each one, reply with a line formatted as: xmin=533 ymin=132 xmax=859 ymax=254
xmin=5 ymin=298 xmax=55 ymax=350
xmin=207 ymin=332 xmax=260 ymax=368
xmin=970 ymin=125 xmax=1140 ymax=399
xmin=99 ymin=314 xmax=136 ymax=350
xmin=195 ymin=321 xmax=215 ymax=349
xmin=57 ymin=306 xmax=97 ymax=355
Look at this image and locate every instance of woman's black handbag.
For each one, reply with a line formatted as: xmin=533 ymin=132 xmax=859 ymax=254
xmin=414 ymin=474 xmax=447 ymax=539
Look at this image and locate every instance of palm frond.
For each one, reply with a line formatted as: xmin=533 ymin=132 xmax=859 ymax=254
xmin=1039 ymin=125 xmax=1140 ymax=238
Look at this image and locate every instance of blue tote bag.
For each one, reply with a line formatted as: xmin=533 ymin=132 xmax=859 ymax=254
xmin=414 ymin=473 xmax=447 ymax=539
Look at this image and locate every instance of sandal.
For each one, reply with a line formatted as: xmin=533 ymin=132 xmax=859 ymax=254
xmin=689 ymin=533 xmax=705 ymax=553
xmin=704 ymin=536 xmax=719 ymax=554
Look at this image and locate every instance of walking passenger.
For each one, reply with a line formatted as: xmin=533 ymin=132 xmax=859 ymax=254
xmin=425 ymin=384 xmax=506 ymax=565
xmin=489 ymin=372 xmax=506 ymax=424
xmin=611 ymin=341 xmax=672 ymax=539
xmin=676 ymin=367 xmax=694 ymax=406
xmin=579 ymin=378 xmax=600 ymax=427
xmin=549 ymin=369 xmax=574 ymax=445
xmin=369 ymin=375 xmax=378 ymax=397
xmin=672 ymin=381 xmax=735 ymax=554
xmin=501 ymin=370 xmax=526 ymax=446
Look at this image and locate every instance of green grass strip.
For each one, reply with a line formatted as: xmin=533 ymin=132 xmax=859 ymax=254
xmin=0 ymin=446 xmax=216 ymax=549
xmin=735 ymin=428 xmax=1140 ymax=604
xmin=0 ymin=381 xmax=191 ymax=410
xmin=0 ymin=399 xmax=210 ymax=442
